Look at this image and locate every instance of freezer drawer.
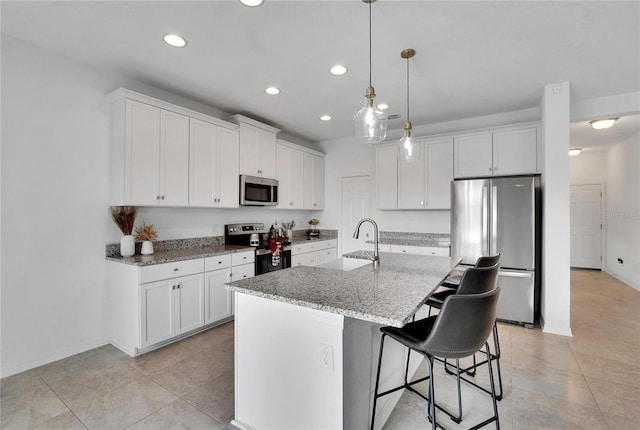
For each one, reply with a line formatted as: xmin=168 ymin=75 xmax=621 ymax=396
xmin=496 ymin=270 xmax=535 ymax=325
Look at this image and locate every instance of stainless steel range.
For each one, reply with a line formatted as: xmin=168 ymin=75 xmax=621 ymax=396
xmin=225 ymin=223 xmax=292 ymax=275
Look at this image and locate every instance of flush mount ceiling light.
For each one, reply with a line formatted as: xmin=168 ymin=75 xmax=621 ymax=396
xmin=569 ymin=148 xmax=582 ymax=156
xmin=330 ymin=65 xmax=347 ymax=76
xmin=240 ymin=0 xmax=264 ymax=6
xmin=589 ymin=118 xmax=619 ymax=130
xmin=265 ymin=86 xmax=280 ymax=95
xmin=377 ymin=103 xmax=389 ymax=110
xmin=163 ymin=34 xmax=187 ymax=48
xmin=353 ymin=0 xmax=387 ymax=143
xmin=397 ymin=49 xmax=421 ymax=162
xmin=320 ymin=115 xmax=332 ymax=121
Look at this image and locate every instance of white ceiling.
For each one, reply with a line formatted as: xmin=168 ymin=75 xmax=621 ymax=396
xmin=2 ymin=1 xmax=639 ymax=147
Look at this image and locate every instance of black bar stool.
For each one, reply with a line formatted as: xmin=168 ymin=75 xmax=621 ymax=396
xmin=371 ymin=287 xmax=502 ymax=430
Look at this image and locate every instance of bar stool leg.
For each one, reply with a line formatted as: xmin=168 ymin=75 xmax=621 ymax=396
xmin=427 ymin=355 xmax=437 ymax=430
xmin=371 ymin=334 xmax=386 ymax=430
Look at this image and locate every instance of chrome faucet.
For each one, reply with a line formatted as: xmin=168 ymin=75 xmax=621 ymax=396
xmin=353 ymin=218 xmax=380 ymax=268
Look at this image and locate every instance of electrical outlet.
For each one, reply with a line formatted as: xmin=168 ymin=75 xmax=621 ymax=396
xmin=318 ymin=343 xmax=334 ymax=371
xmin=617 ymin=258 xmax=624 ymax=264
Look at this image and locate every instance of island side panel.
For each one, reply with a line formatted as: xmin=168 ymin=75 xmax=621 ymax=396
xmin=234 ymin=292 xmax=345 ymax=430
xmin=343 ymin=306 xmax=428 ymax=430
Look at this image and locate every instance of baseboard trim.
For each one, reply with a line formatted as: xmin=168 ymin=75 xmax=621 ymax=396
xmin=604 ymin=269 xmax=639 ymax=291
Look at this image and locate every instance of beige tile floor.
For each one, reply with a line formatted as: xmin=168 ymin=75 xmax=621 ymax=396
xmin=1 ymin=269 xmax=638 ymax=429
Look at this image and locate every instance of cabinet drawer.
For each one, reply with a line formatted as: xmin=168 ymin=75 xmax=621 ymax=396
xmin=204 ymin=254 xmax=232 ymax=272
xmin=140 ymin=259 xmax=204 ymax=284
xmin=231 ymin=263 xmax=255 ymax=281
xmin=424 ymin=247 xmax=450 ymax=257
xmin=291 ymin=242 xmax=315 ymax=255
xmin=315 ymin=239 xmax=337 ymax=251
xmin=232 ymin=251 xmax=255 ymax=266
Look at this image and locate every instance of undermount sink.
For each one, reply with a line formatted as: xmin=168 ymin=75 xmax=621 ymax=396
xmin=317 ymin=257 xmax=372 ymax=271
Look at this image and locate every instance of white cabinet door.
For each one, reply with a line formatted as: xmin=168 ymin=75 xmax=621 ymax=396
xmin=174 ymin=274 xmax=205 ymax=335
xmin=189 ymin=119 xmax=240 ymax=208
xmin=231 ymin=263 xmax=255 ymax=281
xmin=216 ymin=127 xmax=240 ymax=207
xmin=239 ymin=124 xmax=277 ymax=178
xmin=425 ymin=138 xmax=453 ymax=209
xmin=398 ymin=142 xmax=426 ymax=209
xmin=492 ymin=127 xmax=537 ymax=175
xmin=141 ymin=280 xmax=174 ymax=348
xmin=303 ymin=153 xmax=325 ymax=210
xmin=125 ymin=100 xmax=160 ymax=205
xmin=159 ymin=110 xmax=189 ymax=206
xmin=375 ymin=145 xmax=398 ymax=209
xmin=204 ymin=268 xmax=232 ymax=324
xmin=454 ymin=133 xmax=493 ymax=178
xmin=276 ymin=144 xmax=304 ymax=209
xmin=316 ymin=248 xmax=337 ymax=265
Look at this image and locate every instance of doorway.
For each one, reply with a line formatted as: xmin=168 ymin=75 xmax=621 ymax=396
xmin=341 ymin=175 xmax=372 ymax=254
xmin=570 ymin=184 xmax=603 ymax=269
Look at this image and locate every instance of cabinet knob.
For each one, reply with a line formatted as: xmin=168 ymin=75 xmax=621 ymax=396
xmin=489 ymin=168 xmax=492 ymax=171
xmin=290 ymin=202 xmax=293 ymax=206
xmin=161 ymin=195 xmax=165 ymax=200
xmin=173 ymin=268 xmax=179 ymax=271
xmin=313 ymin=203 xmax=317 ymax=207
xmin=156 ymin=195 xmax=160 ymax=200
xmin=177 ymin=283 xmax=181 ymax=289
xmin=172 ymin=285 xmax=176 ymax=290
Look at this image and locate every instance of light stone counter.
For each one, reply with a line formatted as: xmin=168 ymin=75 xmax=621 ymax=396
xmin=227 ymin=252 xmax=460 ymax=328
xmin=106 ymin=244 xmax=251 ymax=266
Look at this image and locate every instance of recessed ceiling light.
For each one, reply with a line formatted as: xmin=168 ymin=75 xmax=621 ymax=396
xmin=569 ymin=148 xmax=582 ymax=156
xmin=320 ymin=115 xmax=332 ymax=121
xmin=330 ymin=65 xmax=347 ymax=76
xmin=377 ymin=103 xmax=389 ymax=110
xmin=240 ymin=0 xmax=264 ymax=6
xmin=163 ymin=34 xmax=187 ymax=48
xmin=589 ymin=118 xmax=618 ymax=130
xmin=265 ymin=86 xmax=280 ymax=95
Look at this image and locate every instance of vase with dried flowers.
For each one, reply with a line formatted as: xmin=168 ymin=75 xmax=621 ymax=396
xmin=110 ymin=206 xmax=137 ymax=257
xmin=135 ymin=222 xmax=159 ymax=255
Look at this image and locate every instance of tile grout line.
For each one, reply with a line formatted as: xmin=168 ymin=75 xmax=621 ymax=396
xmin=32 ymin=369 xmax=90 ymax=430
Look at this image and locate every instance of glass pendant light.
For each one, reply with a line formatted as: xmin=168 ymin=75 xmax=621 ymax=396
xmin=398 ymin=49 xmax=421 ymax=162
xmin=353 ymin=0 xmax=387 ymax=143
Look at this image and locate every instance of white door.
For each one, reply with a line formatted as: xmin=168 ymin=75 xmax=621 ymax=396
xmin=159 ymin=110 xmax=189 ymax=206
xmin=140 ymin=280 xmax=174 ymax=348
xmin=204 ymin=269 xmax=232 ymax=324
xmin=174 ymin=274 xmax=204 ymax=335
xmin=341 ymin=176 xmax=372 ymax=254
xmin=570 ymin=184 xmax=602 ymax=269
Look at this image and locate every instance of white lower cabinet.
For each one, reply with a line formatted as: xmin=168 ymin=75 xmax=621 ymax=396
xmin=291 ymin=239 xmax=338 ymax=267
xmin=109 ymin=250 xmax=255 ymax=356
xmin=204 ymin=251 xmax=255 ymax=324
xmin=140 ymin=272 xmax=204 ymax=349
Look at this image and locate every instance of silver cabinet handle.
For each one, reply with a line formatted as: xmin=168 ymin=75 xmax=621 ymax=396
xmin=156 ymin=195 xmax=160 ymax=200
xmin=161 ymin=196 xmax=165 ymax=200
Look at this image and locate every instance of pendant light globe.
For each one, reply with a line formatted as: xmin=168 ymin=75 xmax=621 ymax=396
xmin=397 ymin=48 xmax=421 ymax=162
xmin=354 ymin=0 xmax=387 ymax=143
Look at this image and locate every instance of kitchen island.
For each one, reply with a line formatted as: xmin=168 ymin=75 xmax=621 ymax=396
xmin=226 ymin=252 xmax=460 ymax=430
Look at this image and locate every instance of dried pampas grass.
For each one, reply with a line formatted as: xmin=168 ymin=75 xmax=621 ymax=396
xmin=110 ymin=206 xmax=137 ymax=236
xmin=135 ymin=222 xmax=159 ymax=241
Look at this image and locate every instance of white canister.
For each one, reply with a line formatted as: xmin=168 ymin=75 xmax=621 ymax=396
xmin=141 ymin=240 xmax=154 ymax=255
xmin=120 ymin=235 xmax=135 ymax=257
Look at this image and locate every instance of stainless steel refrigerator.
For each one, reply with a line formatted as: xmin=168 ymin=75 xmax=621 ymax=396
xmin=451 ymin=175 xmax=540 ymax=327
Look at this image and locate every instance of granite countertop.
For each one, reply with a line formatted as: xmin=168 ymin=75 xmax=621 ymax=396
xmin=106 ymin=244 xmax=252 ymax=266
xmin=289 ymin=236 xmax=337 ymax=245
xmin=370 ymin=238 xmax=450 ymax=248
xmin=227 ymin=252 xmax=461 ymax=327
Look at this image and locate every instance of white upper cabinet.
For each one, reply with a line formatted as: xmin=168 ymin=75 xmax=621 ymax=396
xmin=398 ymin=138 xmax=453 ymax=209
xmin=453 ymin=133 xmax=494 ymax=178
xmin=375 ymin=144 xmax=398 ymax=209
xmin=227 ymin=115 xmax=280 ymax=179
xmin=425 ymin=138 xmax=454 ymax=209
xmin=380 ymin=138 xmax=453 ymax=210
xmin=276 ymin=140 xmax=325 ymax=211
xmin=120 ymin=100 xmax=189 ymax=206
xmin=109 ymin=89 xmax=238 ymax=207
xmin=276 ymin=143 xmax=304 ymax=209
xmin=189 ymin=119 xmax=240 ymax=208
xmin=454 ymin=125 xmax=538 ymax=178
xmin=492 ymin=127 xmax=537 ymax=176
xmin=303 ymin=152 xmax=325 ymax=210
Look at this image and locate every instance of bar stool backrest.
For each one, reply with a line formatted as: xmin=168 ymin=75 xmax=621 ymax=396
xmin=475 ymin=254 xmax=500 ymax=268
xmin=421 ymin=287 xmax=501 ymax=359
xmin=456 ymin=262 xmax=500 ymax=296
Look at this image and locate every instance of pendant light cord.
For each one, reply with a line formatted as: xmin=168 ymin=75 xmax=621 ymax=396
xmin=406 ymin=56 xmax=410 ymax=121
xmin=368 ymin=0 xmax=372 ymax=87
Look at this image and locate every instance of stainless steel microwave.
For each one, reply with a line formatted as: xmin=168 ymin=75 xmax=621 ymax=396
xmin=239 ymin=175 xmax=278 ymax=206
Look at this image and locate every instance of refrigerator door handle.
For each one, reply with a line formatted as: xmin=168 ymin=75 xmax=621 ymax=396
xmin=499 ymin=271 xmax=533 ymax=278
xmin=482 ymin=186 xmax=489 ymax=254
xmin=492 ymin=185 xmax=498 ymax=255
